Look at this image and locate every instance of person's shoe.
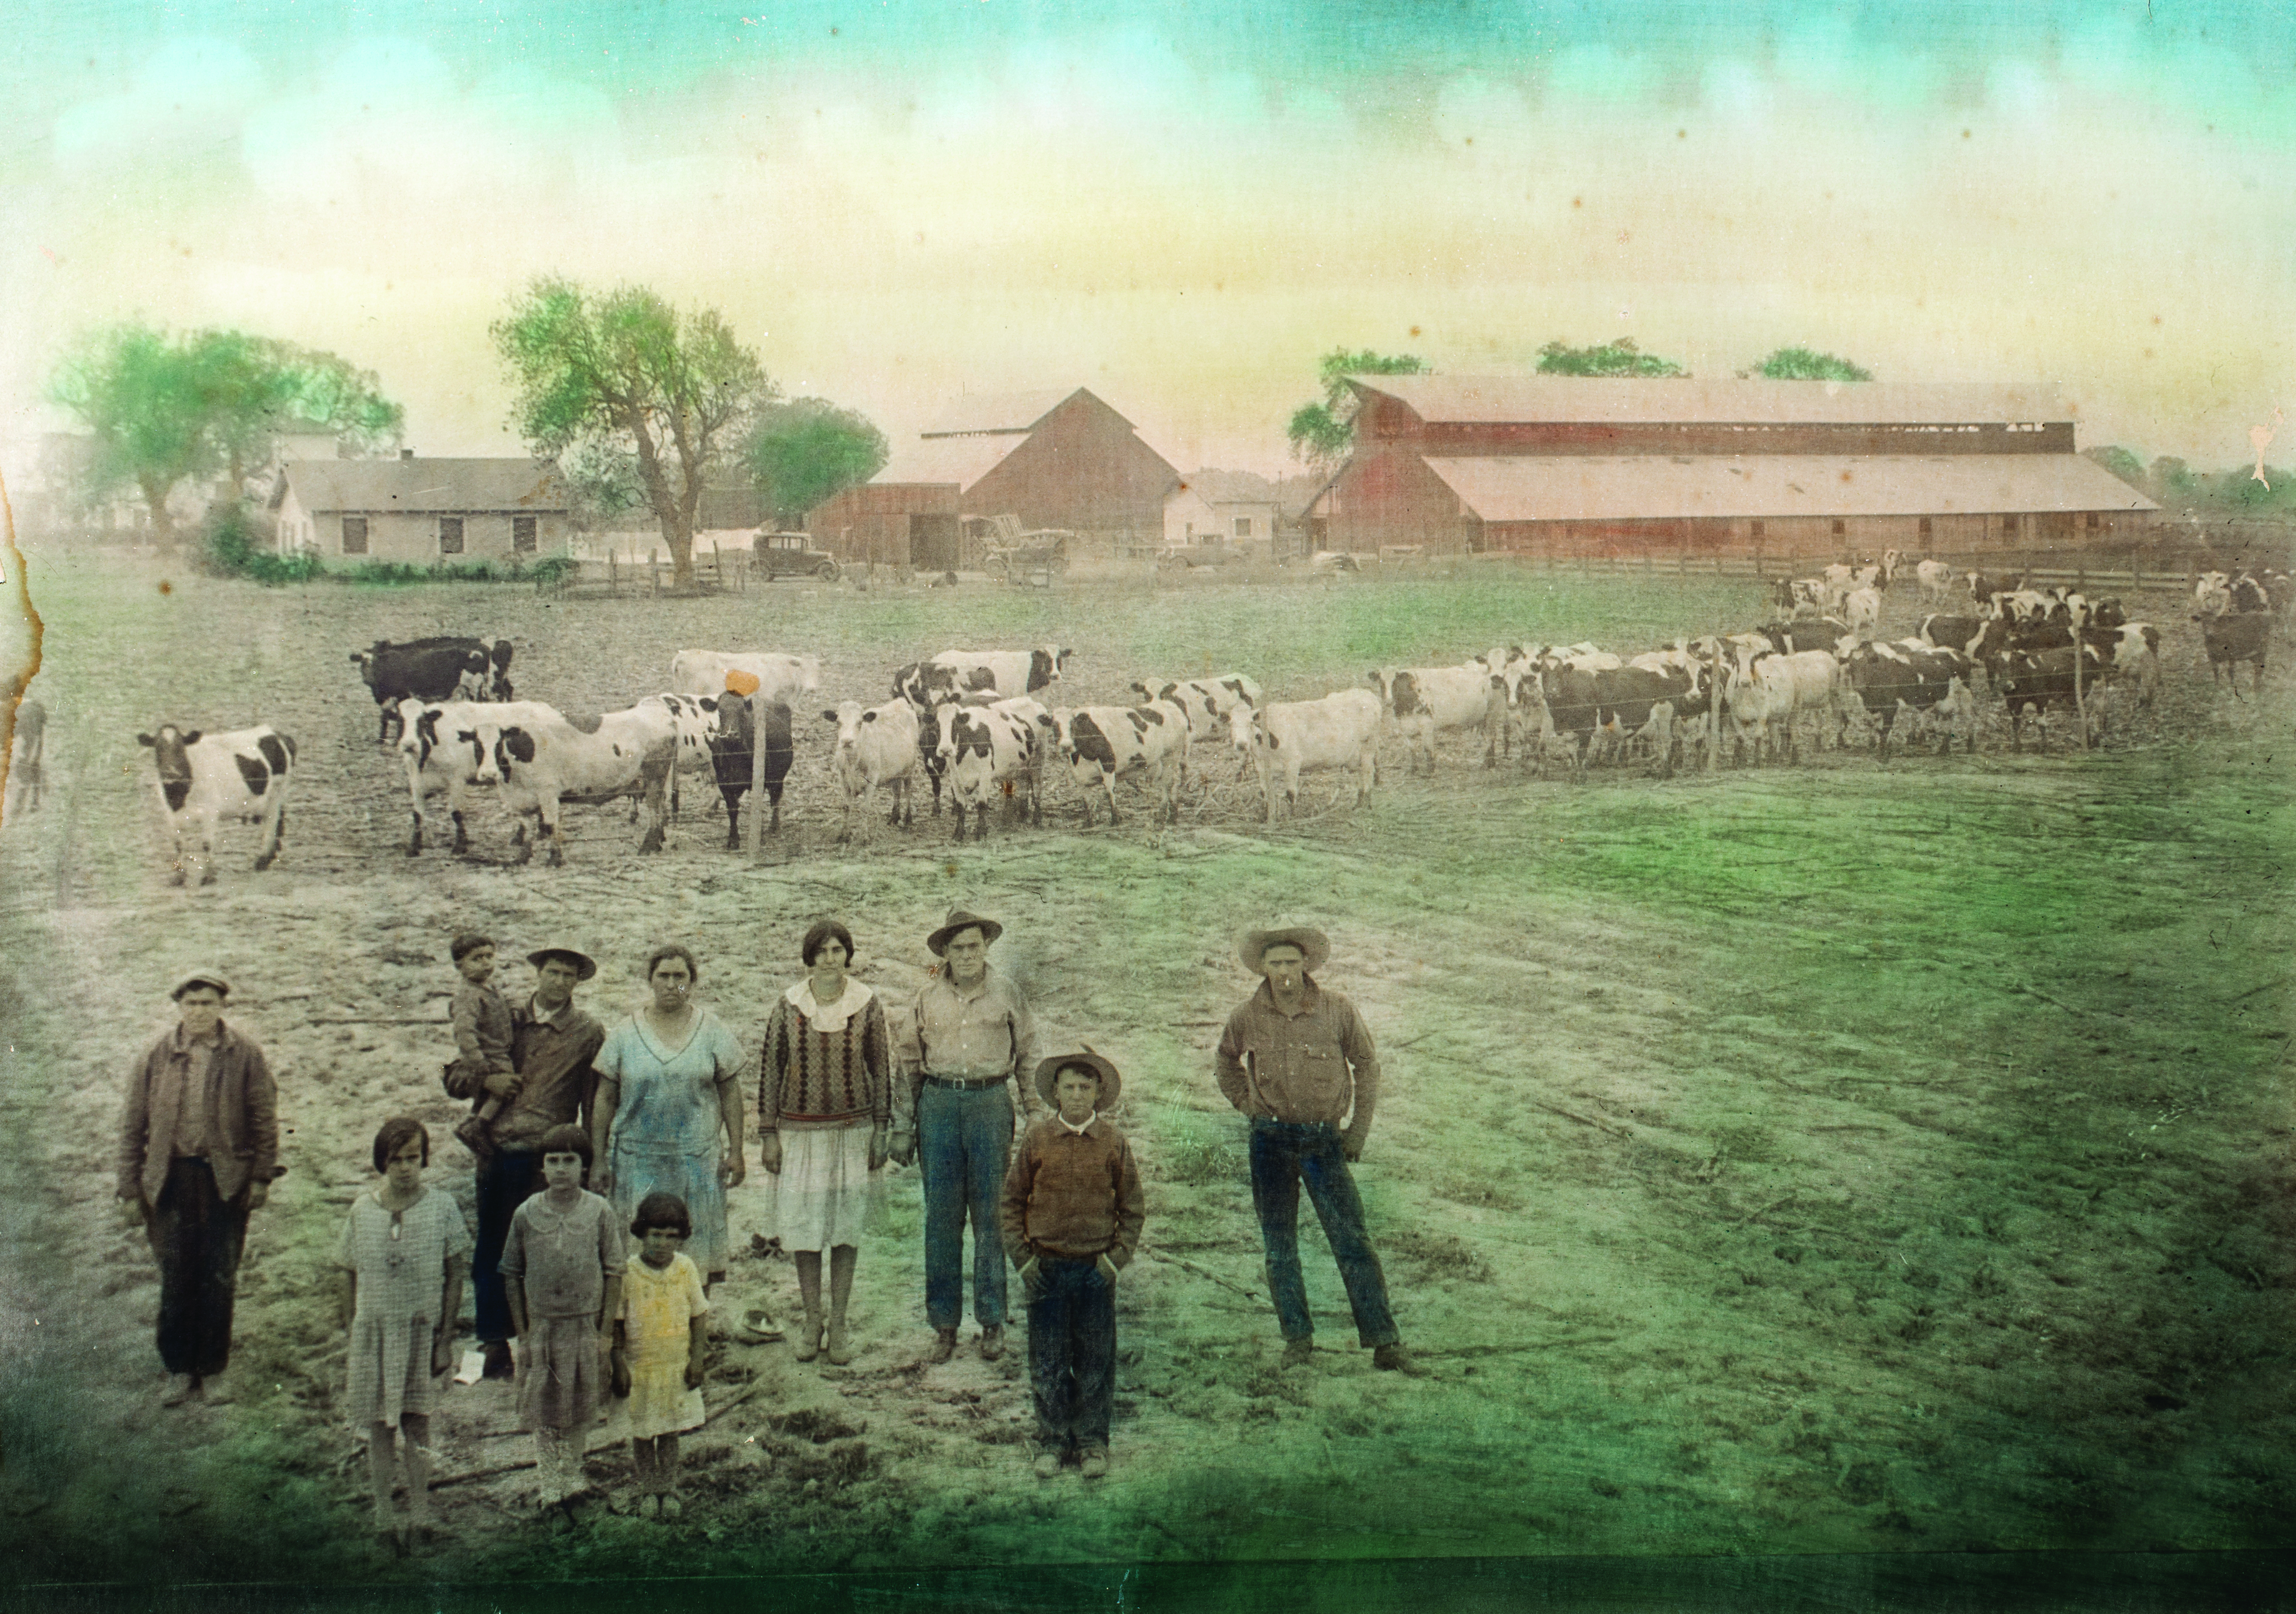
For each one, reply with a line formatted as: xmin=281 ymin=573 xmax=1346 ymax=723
xmin=159 ymin=1373 xmax=198 ymax=1407
xmin=792 ymin=1319 xmax=822 ymax=1363
xmin=977 ymin=1325 xmax=1005 ymax=1362
xmin=660 ymin=1493 xmax=683 ymax=1519
xmin=824 ymin=1323 xmax=853 ymax=1366
xmin=1280 ymin=1338 xmax=1314 ymax=1368
xmin=1033 ymin=1451 xmax=1062 ymax=1479
xmin=926 ymin=1329 xmax=958 ymax=1365
xmin=638 ymin=1493 xmax=660 ymax=1521
xmin=1079 ymin=1448 xmax=1110 ymax=1480
xmin=481 ymin=1340 xmax=515 ymax=1380
xmin=1372 ymin=1342 xmax=1413 ymax=1373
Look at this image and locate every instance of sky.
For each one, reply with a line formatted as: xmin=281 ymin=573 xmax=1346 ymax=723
xmin=3 ymin=0 xmax=2291 ymax=479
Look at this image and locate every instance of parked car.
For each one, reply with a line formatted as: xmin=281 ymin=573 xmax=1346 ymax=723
xmin=752 ymin=531 xmax=841 ymax=581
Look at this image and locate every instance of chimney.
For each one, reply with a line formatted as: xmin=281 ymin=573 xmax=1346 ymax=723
xmin=401 ymin=448 xmax=414 ymax=461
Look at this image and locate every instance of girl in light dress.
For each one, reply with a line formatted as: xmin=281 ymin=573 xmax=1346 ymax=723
xmin=616 ymin=1191 xmax=709 ymax=1518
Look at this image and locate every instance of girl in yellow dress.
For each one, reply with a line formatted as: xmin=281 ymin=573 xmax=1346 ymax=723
xmin=615 ymin=1191 xmax=708 ymax=1518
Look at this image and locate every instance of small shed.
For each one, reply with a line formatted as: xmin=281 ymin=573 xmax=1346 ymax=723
xmin=272 ymin=453 xmax=571 ymax=563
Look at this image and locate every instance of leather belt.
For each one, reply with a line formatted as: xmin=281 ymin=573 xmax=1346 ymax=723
xmin=921 ymin=1073 xmax=1009 ymax=1090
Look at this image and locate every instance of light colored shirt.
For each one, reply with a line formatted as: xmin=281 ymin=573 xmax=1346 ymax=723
xmin=169 ymin=1027 xmax=222 ymax=1159
xmin=893 ymin=965 xmax=1040 ymax=1124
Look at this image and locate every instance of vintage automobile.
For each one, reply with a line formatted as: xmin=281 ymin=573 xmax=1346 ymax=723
xmin=752 ymin=531 xmax=842 ymax=581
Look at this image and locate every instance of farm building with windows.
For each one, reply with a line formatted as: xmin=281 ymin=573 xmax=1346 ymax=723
xmin=806 ymin=387 xmax=1178 ymax=570
xmin=1305 ymin=377 xmax=2158 ymax=560
xmin=271 ymin=453 xmax=571 ymax=563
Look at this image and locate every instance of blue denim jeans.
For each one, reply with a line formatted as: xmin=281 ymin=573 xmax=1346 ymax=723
xmin=1249 ymin=1118 xmax=1399 ymax=1347
xmin=1026 ymin=1256 xmax=1116 ymax=1453
xmin=918 ymin=1082 xmax=1015 ymax=1329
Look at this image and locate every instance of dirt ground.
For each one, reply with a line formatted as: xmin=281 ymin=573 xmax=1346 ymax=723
xmin=0 ymin=547 xmax=2290 ymax=1593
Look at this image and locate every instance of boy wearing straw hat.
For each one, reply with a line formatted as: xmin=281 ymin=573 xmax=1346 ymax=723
xmin=1216 ymin=926 xmax=1409 ymax=1372
xmin=998 ymin=1049 xmax=1144 ymax=1479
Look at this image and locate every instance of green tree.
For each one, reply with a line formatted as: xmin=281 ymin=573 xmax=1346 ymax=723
xmin=491 ymin=277 xmax=774 ymax=587
xmin=1287 ymin=349 xmax=1426 ymax=471
xmin=2083 ymin=445 xmax=2146 ymax=487
xmin=1745 ymin=346 xmax=1873 ymax=382
xmin=742 ymin=398 xmax=888 ymax=526
xmin=46 ymin=325 xmax=402 ymax=551
xmin=1536 ymin=338 xmax=1687 ymax=378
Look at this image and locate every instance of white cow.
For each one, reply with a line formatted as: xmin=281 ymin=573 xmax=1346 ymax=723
xmin=1249 ymin=689 xmax=1384 ymax=823
xmin=1366 ymin=663 xmax=1503 ymax=770
xmin=1914 ymin=559 xmax=1955 ymax=607
xmin=137 ymin=722 xmax=296 ymax=884
xmin=1053 ymin=700 xmax=1190 ymax=826
xmin=470 ymin=700 xmax=681 ymax=865
xmin=1842 ymin=587 xmax=1883 ymax=634
xmin=820 ymin=699 xmax=920 ymax=844
xmin=667 ymin=650 xmax=822 ymax=705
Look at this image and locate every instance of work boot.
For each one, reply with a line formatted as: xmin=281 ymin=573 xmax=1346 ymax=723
xmin=977 ymin=1324 xmax=1005 ymax=1362
xmin=159 ymin=1373 xmax=199 ymax=1407
xmin=481 ymin=1340 xmax=515 ymax=1380
xmin=1079 ymin=1447 xmax=1110 ymax=1480
xmin=825 ymin=1321 xmax=853 ymax=1366
xmin=1372 ymin=1342 xmax=1414 ymax=1373
xmin=1033 ymin=1450 xmax=1063 ymax=1479
xmin=793 ymin=1310 xmax=823 ymax=1363
xmin=1280 ymin=1338 xmax=1314 ymax=1368
xmin=926 ymin=1329 xmax=958 ymax=1364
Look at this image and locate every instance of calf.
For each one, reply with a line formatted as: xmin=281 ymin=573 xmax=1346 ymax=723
xmin=706 ymin=691 xmax=794 ymax=848
xmin=474 ymin=700 xmax=680 ymax=864
xmin=2200 ymin=611 xmax=2270 ymax=695
xmin=137 ymin=722 xmax=296 ymax=884
xmin=351 ymin=637 xmax=513 ymax=743
xmin=941 ymin=703 xmax=1054 ymax=841
xmin=1366 ymin=663 xmax=1502 ymax=771
xmin=1247 ymin=689 xmax=1383 ymax=822
xmin=1055 ymin=701 xmax=1190 ymax=826
xmin=2194 ymin=572 xmax=2232 ymax=617
xmin=668 ymin=650 xmax=820 ymax=705
xmin=5 ymin=698 xmax=44 ymax=815
xmin=821 ymin=700 xmax=920 ymax=843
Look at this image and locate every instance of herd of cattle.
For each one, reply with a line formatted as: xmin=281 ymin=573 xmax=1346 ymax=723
xmin=79 ymin=556 xmax=2290 ymax=881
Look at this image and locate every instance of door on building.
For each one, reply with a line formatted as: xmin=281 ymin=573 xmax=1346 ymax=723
xmin=910 ymin=514 xmax=961 ymax=572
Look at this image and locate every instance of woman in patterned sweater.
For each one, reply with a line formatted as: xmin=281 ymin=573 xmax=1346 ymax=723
xmin=758 ymin=919 xmax=892 ymax=1365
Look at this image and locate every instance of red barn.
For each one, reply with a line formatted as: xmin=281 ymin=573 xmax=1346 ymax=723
xmin=1308 ymin=377 xmax=2157 ymax=560
xmin=807 ymin=388 xmax=1178 ymax=570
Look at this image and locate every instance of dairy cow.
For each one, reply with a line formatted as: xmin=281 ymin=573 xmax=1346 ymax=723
xmin=1054 ymin=700 xmax=1190 ymax=826
xmin=939 ymin=701 xmax=1057 ymax=841
xmin=351 ymin=637 xmax=514 ymax=743
xmin=1245 ymin=689 xmax=1383 ymax=822
xmin=1366 ymin=663 xmax=1504 ymax=771
xmin=470 ymin=700 xmax=681 ymax=864
xmin=137 ymin=722 xmax=297 ymax=883
xmin=821 ymin=700 xmax=920 ymax=844
xmin=706 ymin=691 xmax=794 ymax=847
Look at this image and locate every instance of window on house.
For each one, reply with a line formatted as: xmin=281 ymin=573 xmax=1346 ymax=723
xmin=1831 ymin=519 xmax=1846 ymax=537
xmin=342 ymin=516 xmax=368 ymax=555
xmin=1234 ymin=517 xmax=1252 ymax=539
xmin=1749 ymin=520 xmax=1764 ymax=540
xmin=2084 ymin=513 xmax=2101 ymax=531
xmin=439 ymin=516 xmax=465 ymax=555
xmin=1918 ymin=517 xmax=1933 ymax=539
xmin=513 ymin=515 xmax=537 ymax=554
xmin=2001 ymin=513 xmax=2019 ymax=535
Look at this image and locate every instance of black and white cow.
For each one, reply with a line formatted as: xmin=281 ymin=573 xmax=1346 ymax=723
xmin=1838 ymin=641 xmax=1976 ymax=758
xmin=396 ymin=697 xmax=508 ymax=856
xmin=137 ymin=722 xmax=296 ymax=883
xmin=351 ymin=637 xmax=514 ymax=743
xmin=472 ymin=701 xmax=681 ymax=864
xmin=1054 ymin=700 xmax=1189 ymax=826
xmin=921 ymin=646 xmax=1071 ymax=702
xmin=939 ymin=702 xmax=1055 ymax=841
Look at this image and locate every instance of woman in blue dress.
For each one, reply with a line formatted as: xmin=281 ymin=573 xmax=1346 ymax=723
xmin=589 ymin=945 xmax=748 ymax=1288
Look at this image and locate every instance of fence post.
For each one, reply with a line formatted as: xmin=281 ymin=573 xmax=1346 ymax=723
xmin=744 ymin=699 xmax=767 ymax=857
xmin=608 ymin=549 xmax=618 ymax=596
xmin=1707 ymin=639 xmax=1723 ymax=773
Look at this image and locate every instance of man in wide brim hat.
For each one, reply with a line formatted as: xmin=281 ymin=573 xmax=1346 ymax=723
xmin=1031 ymin=1047 xmax=1122 ymax=1112
xmin=1237 ymin=927 xmax=1329 ymax=977
xmin=927 ymin=910 xmax=1004 ymax=956
xmin=892 ymin=906 xmax=1039 ymax=1365
xmin=525 ymin=946 xmax=598 ymax=982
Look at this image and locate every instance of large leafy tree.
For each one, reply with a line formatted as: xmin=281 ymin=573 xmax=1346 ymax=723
xmin=1745 ymin=346 xmax=1873 ymax=381
xmin=1287 ymin=349 xmax=1426 ymax=472
xmin=492 ymin=277 xmax=774 ymax=586
xmin=742 ymin=398 xmax=888 ymax=526
xmin=47 ymin=324 xmax=401 ymax=550
xmin=1536 ymin=338 xmax=1687 ymax=378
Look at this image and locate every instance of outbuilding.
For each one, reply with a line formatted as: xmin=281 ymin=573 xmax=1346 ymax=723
xmin=271 ymin=452 xmax=571 ymax=564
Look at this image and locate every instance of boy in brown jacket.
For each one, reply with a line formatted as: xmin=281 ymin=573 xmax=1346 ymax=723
xmin=998 ymin=1049 xmax=1143 ymax=1479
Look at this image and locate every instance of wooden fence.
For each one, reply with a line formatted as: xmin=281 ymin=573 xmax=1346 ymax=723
xmin=1459 ymin=544 xmax=2293 ymax=594
xmin=543 ymin=543 xmax=750 ymax=598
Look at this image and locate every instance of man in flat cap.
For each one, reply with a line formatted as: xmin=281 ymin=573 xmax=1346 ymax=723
xmin=445 ymin=945 xmax=606 ymax=1378
xmin=1216 ymin=927 xmax=1408 ymax=1371
xmin=890 ymin=909 xmax=1040 ymax=1364
xmin=116 ymin=971 xmax=282 ymax=1407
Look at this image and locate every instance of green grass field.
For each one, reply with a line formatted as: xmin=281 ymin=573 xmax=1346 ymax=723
xmin=1 ymin=551 xmax=2290 ymax=1590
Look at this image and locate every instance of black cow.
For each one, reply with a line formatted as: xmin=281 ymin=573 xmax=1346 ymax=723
xmin=1538 ymin=665 xmax=1691 ymax=778
xmin=1997 ymin=645 xmax=2106 ymax=751
xmin=2200 ymin=612 xmax=2270 ymax=696
xmin=1840 ymin=642 xmax=1976 ymax=758
xmin=706 ymin=692 xmax=794 ymax=848
xmin=351 ymin=637 xmax=514 ymax=742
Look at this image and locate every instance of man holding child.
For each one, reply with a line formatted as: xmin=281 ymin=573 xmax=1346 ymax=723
xmin=1216 ymin=926 xmax=1409 ymax=1373
xmin=445 ymin=944 xmax=607 ymax=1380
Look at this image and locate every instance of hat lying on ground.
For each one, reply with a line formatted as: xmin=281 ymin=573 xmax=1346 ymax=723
xmin=1238 ymin=926 xmax=1330 ymax=976
xmin=525 ymin=947 xmax=598 ymax=981
xmin=1033 ymin=1047 xmax=1122 ymax=1111
xmin=927 ymin=909 xmax=1003 ymax=956
xmin=171 ymin=970 xmax=232 ymax=1000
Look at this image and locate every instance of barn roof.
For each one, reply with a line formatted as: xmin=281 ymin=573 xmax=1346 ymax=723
xmin=1419 ymin=454 xmax=2159 ymax=524
xmin=1355 ymin=376 xmax=2073 ymax=427
xmin=274 ymin=458 xmax=569 ymax=514
xmin=921 ymin=388 xmax=1103 ymax=437
xmin=870 ymin=432 xmax=1028 ymax=491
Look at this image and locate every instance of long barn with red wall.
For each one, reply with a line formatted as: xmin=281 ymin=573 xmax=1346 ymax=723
xmin=1308 ymin=377 xmax=2157 ymax=560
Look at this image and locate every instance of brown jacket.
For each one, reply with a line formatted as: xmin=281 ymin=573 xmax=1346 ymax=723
xmin=1213 ymin=977 xmax=1381 ymax=1150
xmin=998 ymin=1116 xmax=1145 ymax=1268
xmin=116 ymin=1020 xmax=282 ymax=1205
